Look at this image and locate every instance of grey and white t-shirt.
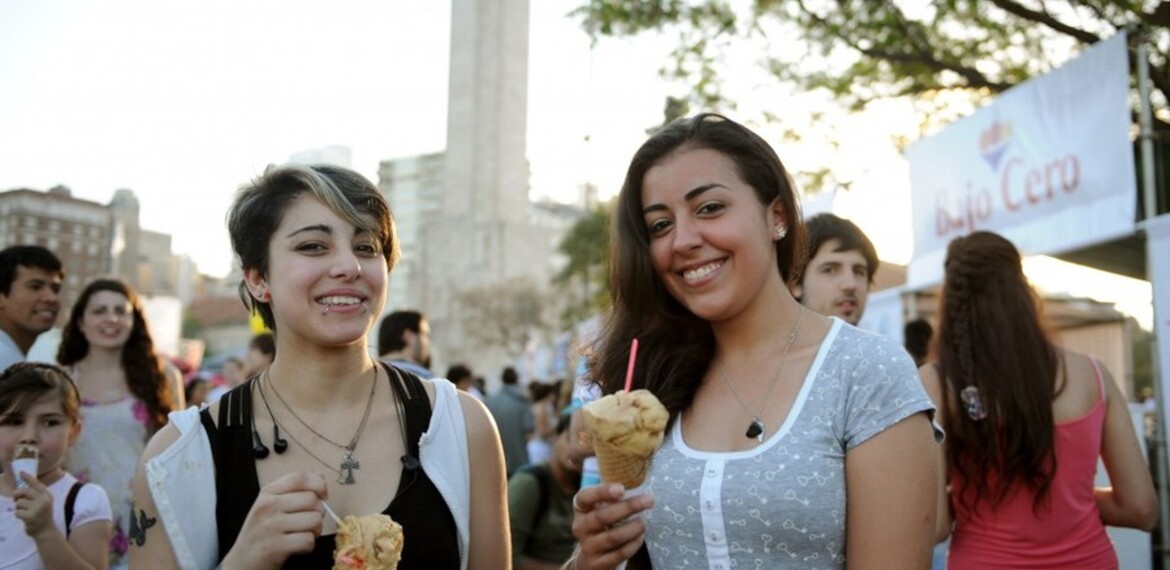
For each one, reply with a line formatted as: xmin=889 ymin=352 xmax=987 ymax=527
xmin=643 ymin=319 xmax=936 ymax=570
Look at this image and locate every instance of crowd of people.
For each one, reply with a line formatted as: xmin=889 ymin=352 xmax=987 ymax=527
xmin=0 ymin=114 xmax=1159 ymax=570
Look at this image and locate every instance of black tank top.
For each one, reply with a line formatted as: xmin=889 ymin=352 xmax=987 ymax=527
xmin=200 ymin=364 xmax=460 ymax=569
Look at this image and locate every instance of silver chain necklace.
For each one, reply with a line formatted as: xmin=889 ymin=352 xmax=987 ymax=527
xmin=263 ymin=365 xmax=378 ymax=484
xmin=256 ymin=378 xmax=344 ymax=481
xmin=716 ymin=305 xmax=804 ymax=443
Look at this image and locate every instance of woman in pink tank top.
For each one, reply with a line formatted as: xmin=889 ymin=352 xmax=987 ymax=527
xmin=919 ymin=231 xmax=1156 ymax=569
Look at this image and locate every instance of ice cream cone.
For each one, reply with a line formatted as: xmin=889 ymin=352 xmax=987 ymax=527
xmin=333 ymin=513 xmax=403 ymax=570
xmin=12 ymin=444 xmax=38 ymax=489
xmin=583 ymin=389 xmax=669 ymax=489
xmin=592 ymin=438 xmax=653 ymax=488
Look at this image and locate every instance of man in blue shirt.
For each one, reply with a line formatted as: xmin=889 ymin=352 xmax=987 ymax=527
xmin=485 ymin=366 xmax=534 ymax=476
xmin=377 ymin=310 xmax=432 ymax=379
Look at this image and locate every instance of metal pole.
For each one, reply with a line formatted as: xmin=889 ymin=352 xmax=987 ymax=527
xmin=1154 ymin=381 xmax=1170 ymax=568
xmin=1134 ymin=29 xmax=1170 ymax=568
xmin=1137 ymin=32 xmax=1158 ymax=223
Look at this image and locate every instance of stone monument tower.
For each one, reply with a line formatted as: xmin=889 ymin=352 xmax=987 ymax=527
xmin=419 ymin=0 xmax=556 ymax=373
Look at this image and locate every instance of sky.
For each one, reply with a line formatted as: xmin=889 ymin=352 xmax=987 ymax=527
xmin=0 ymin=0 xmax=916 ymax=275
xmin=0 ymin=0 xmax=1152 ymax=327
xmin=0 ymin=0 xmax=685 ymax=277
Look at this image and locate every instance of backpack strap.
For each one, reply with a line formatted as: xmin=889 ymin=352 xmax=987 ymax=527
xmin=203 ymin=380 xmax=257 ymax=561
xmin=382 ymin=362 xmax=430 ymax=471
xmin=65 ymin=481 xmax=84 ymax=538
xmin=379 ymin=362 xmax=433 ymax=506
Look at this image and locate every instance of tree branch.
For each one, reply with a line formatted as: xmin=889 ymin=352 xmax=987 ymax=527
xmin=797 ymin=4 xmax=1012 ymax=91
xmin=1144 ymin=2 xmax=1170 ymax=29
xmin=987 ymin=0 xmax=1101 ymax=44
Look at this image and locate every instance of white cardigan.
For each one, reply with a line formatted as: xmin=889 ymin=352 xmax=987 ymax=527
xmin=145 ymin=378 xmax=471 ymax=570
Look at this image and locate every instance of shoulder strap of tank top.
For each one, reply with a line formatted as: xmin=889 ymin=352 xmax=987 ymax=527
xmin=1087 ymin=355 xmax=1105 ymax=402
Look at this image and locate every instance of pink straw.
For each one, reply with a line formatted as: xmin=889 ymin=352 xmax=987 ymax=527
xmin=624 ymin=338 xmax=639 ymax=392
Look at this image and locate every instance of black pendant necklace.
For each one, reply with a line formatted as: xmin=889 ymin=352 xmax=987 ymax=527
xmin=745 ymin=418 xmax=765 ymax=441
xmin=717 ymin=306 xmax=805 ymax=444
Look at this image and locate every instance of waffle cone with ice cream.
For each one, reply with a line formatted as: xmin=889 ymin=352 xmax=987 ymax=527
xmin=333 ymin=513 xmax=403 ymax=570
xmin=583 ymin=389 xmax=669 ymax=489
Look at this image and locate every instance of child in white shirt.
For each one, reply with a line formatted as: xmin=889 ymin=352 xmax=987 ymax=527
xmin=1 ymin=362 xmax=112 ymax=569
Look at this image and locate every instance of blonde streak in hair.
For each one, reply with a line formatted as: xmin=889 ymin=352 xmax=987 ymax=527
xmin=296 ymin=166 xmax=394 ymax=256
xmin=289 ymin=166 xmax=368 ymax=229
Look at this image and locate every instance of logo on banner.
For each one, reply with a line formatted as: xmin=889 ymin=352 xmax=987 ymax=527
xmin=979 ymin=119 xmax=1012 ymax=171
xmin=934 ymin=116 xmax=1081 ymax=239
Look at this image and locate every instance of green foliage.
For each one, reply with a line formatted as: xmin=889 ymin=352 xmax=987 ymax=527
xmin=575 ymin=0 xmax=1169 ymax=132
xmin=554 ymin=201 xmax=613 ymax=326
xmin=181 ymin=312 xmax=203 ymax=339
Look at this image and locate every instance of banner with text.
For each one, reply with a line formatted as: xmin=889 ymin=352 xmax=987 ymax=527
xmin=905 ymin=32 xmax=1135 ymax=288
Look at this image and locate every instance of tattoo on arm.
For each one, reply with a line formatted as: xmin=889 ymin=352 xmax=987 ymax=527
xmin=129 ymin=502 xmax=158 ymax=547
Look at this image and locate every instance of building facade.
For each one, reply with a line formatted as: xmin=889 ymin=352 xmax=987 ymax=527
xmin=0 ymin=187 xmax=114 ymax=323
xmin=0 ymin=186 xmax=191 ymax=323
xmin=379 ymin=151 xmax=445 ymax=313
xmin=289 ymin=145 xmax=353 ymax=168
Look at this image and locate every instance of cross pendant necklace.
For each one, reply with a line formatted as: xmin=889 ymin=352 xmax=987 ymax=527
xmin=339 ymin=449 xmax=360 ymax=485
xmin=264 ymin=365 xmax=379 ymax=485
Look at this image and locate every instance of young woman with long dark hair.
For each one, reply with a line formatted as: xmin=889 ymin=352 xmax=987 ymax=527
xmin=568 ymin=114 xmax=940 ymax=569
xmin=922 ymin=230 xmax=1156 ymax=569
xmin=59 ymin=277 xmax=183 ymax=569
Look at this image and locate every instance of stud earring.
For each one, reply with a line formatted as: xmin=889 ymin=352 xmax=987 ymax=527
xmin=258 ymin=292 xmax=270 ymax=301
xmin=775 ymin=226 xmax=787 ymax=240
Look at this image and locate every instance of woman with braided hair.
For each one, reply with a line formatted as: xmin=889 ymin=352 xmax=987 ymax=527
xmin=920 ymin=231 xmax=1156 ymax=569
